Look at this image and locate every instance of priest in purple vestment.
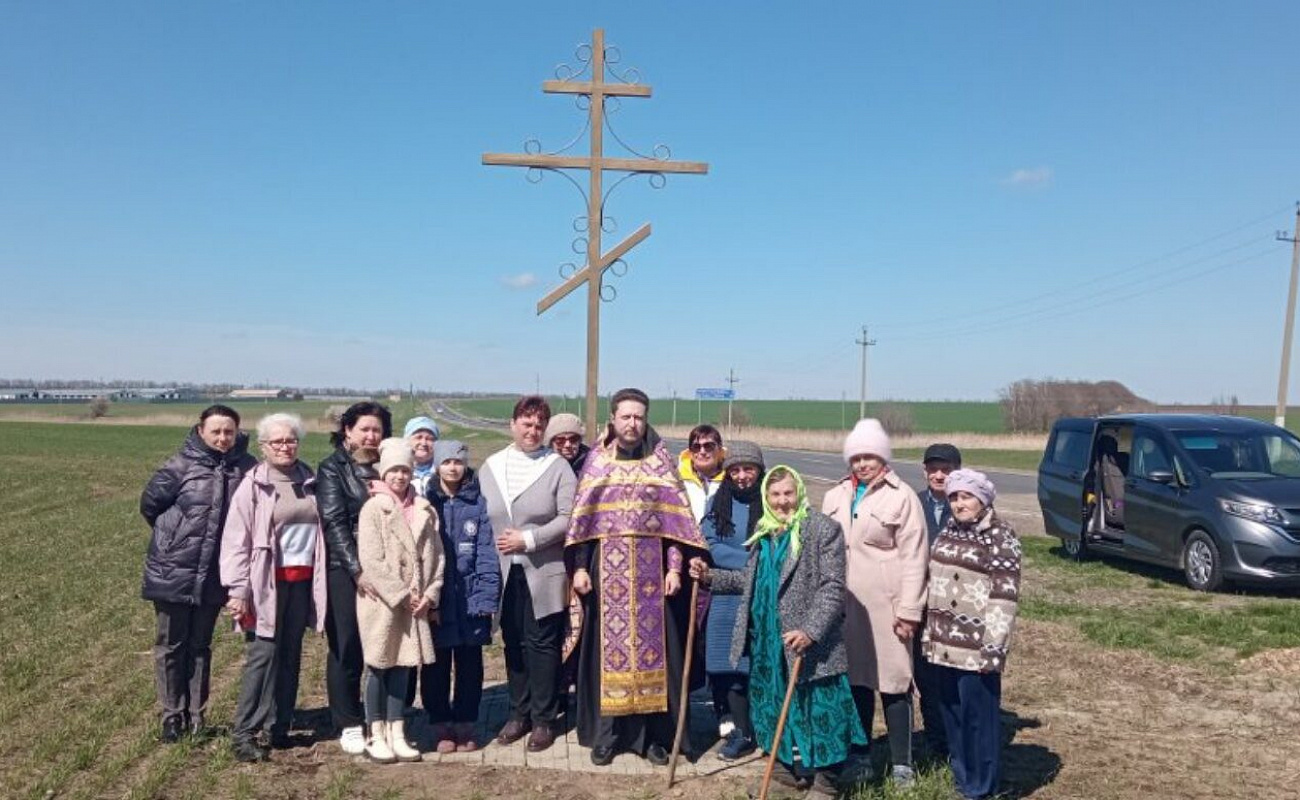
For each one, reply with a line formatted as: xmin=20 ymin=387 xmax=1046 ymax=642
xmin=567 ymin=388 xmax=709 ymax=767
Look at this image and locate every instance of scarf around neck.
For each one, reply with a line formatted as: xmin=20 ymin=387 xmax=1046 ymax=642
xmin=745 ymin=465 xmax=810 ymax=557
xmin=369 ymin=480 xmax=416 ymax=526
xmin=711 ymin=471 xmax=764 ymax=539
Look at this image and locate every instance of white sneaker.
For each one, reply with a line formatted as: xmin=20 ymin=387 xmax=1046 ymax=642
xmin=339 ymin=725 xmax=366 ymax=755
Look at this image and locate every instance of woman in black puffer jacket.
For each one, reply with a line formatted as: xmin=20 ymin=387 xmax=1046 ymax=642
xmin=141 ymin=404 xmax=256 ymax=743
xmin=316 ymin=400 xmax=392 ymax=754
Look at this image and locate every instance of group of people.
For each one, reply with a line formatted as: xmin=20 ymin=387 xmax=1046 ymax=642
xmin=139 ymin=393 xmax=1020 ymax=800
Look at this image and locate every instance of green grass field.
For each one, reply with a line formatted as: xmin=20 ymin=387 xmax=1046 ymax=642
xmin=1019 ymin=536 xmax=1300 ymax=671
xmin=449 ymin=397 xmax=1007 ymax=433
xmin=0 ymin=419 xmax=506 ymax=800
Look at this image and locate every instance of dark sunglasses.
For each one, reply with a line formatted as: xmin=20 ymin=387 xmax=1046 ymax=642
xmin=689 ymin=441 xmax=720 ymax=453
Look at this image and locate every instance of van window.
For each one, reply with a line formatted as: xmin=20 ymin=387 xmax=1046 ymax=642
xmin=1176 ymin=430 xmax=1300 ymax=479
xmin=1051 ymin=429 xmax=1090 ymax=471
xmin=1132 ymin=431 xmax=1173 ymax=479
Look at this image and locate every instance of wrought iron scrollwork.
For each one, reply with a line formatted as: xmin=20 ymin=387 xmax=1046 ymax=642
xmin=554 ymin=42 xmax=593 ymax=82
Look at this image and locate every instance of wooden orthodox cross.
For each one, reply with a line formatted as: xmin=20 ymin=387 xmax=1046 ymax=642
xmin=483 ymin=28 xmax=708 ymax=440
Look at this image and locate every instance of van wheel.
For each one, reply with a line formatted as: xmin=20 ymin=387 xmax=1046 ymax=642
xmin=1182 ymin=530 xmax=1223 ymax=592
xmin=1062 ymin=537 xmax=1089 ymax=561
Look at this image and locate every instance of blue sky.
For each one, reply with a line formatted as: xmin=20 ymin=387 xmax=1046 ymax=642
xmin=2 ymin=1 xmax=1299 ymax=402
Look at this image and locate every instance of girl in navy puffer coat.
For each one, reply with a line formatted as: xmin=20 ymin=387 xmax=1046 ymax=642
xmin=420 ymin=441 xmax=500 ymax=752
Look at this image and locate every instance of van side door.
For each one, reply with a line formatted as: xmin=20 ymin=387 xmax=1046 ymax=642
xmin=1123 ymin=425 xmax=1186 ymax=567
xmin=1038 ymin=419 xmax=1093 ymax=540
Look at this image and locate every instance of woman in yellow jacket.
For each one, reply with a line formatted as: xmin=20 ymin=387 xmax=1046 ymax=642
xmin=821 ymin=419 xmax=928 ymax=789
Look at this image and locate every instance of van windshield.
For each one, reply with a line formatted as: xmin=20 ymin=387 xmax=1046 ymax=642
xmin=1175 ymin=430 xmax=1300 ymax=479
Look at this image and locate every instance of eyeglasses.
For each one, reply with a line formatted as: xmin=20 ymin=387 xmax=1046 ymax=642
xmin=263 ymin=439 xmax=299 ymax=449
xmin=552 ymin=434 xmax=582 ymax=446
xmin=690 ymin=441 xmax=720 ymax=453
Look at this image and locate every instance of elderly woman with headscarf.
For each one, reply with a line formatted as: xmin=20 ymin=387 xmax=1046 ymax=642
xmin=691 ymin=466 xmax=865 ymax=799
xmin=821 ymin=418 xmax=929 ymax=788
xmin=699 ymin=440 xmax=765 ymax=761
xmin=141 ymin=404 xmax=256 ymax=743
xmin=922 ymin=469 xmax=1021 ymax=800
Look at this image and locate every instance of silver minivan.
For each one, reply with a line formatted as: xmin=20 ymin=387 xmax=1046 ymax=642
xmin=1038 ymin=414 xmax=1300 ymax=591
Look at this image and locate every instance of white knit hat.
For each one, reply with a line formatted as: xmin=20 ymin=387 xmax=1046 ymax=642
xmin=842 ymin=418 xmax=892 ymax=465
xmin=376 ymin=437 xmax=415 ymax=477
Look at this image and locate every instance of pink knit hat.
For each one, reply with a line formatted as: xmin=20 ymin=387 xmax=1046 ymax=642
xmin=945 ymin=468 xmax=997 ymax=507
xmin=842 ymin=418 xmax=892 ymax=465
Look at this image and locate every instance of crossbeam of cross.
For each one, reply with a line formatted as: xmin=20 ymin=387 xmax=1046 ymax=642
xmin=482 ymin=29 xmax=708 ymax=439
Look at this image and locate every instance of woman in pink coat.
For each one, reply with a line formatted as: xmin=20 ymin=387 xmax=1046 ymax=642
xmin=220 ymin=413 xmax=328 ymax=763
xmin=821 ymin=419 xmax=928 ymax=789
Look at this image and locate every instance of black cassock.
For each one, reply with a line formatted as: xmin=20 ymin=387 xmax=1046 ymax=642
xmin=571 ymin=538 xmax=700 ymax=756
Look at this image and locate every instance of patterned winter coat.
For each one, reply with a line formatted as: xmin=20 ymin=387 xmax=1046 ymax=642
xmin=921 ymin=509 xmax=1021 ymax=673
xmin=356 ymin=492 xmax=446 ymax=669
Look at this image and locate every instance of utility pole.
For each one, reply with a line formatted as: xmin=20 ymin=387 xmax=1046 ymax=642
xmin=856 ymin=325 xmax=877 ymax=420
xmin=725 ymin=367 xmax=740 ymax=430
xmin=1276 ymin=204 xmax=1300 ymax=429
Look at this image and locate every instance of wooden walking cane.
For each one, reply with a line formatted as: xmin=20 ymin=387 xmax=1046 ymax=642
xmin=666 ymin=578 xmax=701 ymax=788
xmin=670 ymin=574 xmax=702 ymax=790
xmin=758 ymin=653 xmax=805 ymax=800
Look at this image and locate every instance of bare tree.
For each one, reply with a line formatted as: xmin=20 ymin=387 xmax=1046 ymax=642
xmin=1000 ymin=379 xmax=1152 ymax=432
xmin=88 ymin=396 xmax=111 ymax=419
xmin=877 ymin=403 xmax=916 ymax=437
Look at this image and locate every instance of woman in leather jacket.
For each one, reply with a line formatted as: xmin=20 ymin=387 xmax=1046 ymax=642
xmin=316 ymin=400 xmax=392 ymax=754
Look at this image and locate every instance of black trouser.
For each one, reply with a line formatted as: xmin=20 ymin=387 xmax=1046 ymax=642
xmin=913 ymin=620 xmax=948 ymax=757
xmin=324 ymin=567 xmax=365 ymax=729
xmin=852 ymin=685 xmax=913 ymax=767
xmin=232 ymin=579 xmax=311 ymax=740
xmin=152 ymin=600 xmax=223 ymax=726
xmin=423 ymin=645 xmax=486 ymax=724
xmin=500 ymin=565 xmax=564 ymax=727
xmin=709 ymin=672 xmax=753 ymax=741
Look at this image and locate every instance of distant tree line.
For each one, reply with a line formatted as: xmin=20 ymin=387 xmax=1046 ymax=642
xmin=998 ymin=379 xmax=1154 ymax=433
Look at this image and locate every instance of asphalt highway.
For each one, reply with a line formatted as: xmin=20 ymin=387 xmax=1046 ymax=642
xmin=430 ymin=401 xmax=1038 ymax=500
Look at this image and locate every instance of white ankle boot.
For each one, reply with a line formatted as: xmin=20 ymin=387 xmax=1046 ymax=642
xmin=365 ymin=721 xmax=397 ymax=764
xmin=388 ymin=720 xmax=422 ymax=762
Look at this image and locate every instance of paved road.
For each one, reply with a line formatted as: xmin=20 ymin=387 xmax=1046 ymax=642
xmin=431 ymin=400 xmax=1038 ymax=500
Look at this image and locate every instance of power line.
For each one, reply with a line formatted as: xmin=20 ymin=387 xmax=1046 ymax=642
xmin=886 ymin=243 xmax=1279 ymax=345
xmin=884 ymin=234 xmax=1274 ymax=343
xmin=872 ymin=202 xmax=1294 ymax=330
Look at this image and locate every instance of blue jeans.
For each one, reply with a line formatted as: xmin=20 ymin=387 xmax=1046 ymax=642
xmin=365 ymin=667 xmax=411 ymax=723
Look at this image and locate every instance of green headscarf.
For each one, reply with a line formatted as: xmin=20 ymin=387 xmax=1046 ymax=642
xmin=745 ymin=465 xmax=810 ymax=557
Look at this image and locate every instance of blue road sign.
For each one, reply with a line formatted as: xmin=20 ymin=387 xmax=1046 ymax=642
xmin=695 ymin=388 xmax=735 ymax=400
